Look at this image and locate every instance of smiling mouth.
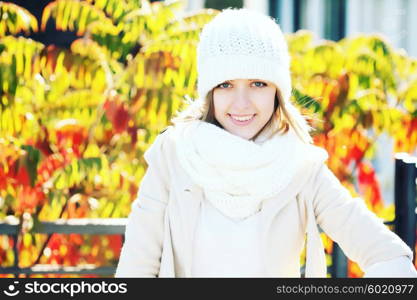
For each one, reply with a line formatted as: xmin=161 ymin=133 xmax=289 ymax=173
xmin=228 ymin=114 xmax=256 ymax=125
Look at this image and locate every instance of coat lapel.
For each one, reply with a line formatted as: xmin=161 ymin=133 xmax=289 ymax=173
xmin=159 ymin=206 xmax=176 ymax=277
xmin=180 ymin=182 xmax=203 ymax=277
xmin=304 ymin=191 xmax=327 ymax=277
xmin=259 ymin=165 xmax=314 ymax=276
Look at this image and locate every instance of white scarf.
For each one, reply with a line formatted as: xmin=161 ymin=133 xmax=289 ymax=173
xmin=174 ymin=120 xmax=308 ymax=220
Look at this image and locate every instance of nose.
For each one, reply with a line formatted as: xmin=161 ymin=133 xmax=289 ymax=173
xmin=231 ymin=87 xmax=251 ymax=110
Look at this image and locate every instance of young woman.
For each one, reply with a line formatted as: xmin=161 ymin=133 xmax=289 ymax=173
xmin=115 ymin=8 xmax=417 ymax=278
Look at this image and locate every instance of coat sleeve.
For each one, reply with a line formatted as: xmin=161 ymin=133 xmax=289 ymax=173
xmin=309 ymin=163 xmax=415 ymax=275
xmin=114 ymin=131 xmax=171 ymax=277
xmin=363 ymin=255 xmax=417 ymax=277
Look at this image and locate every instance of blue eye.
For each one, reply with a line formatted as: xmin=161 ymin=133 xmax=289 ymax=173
xmin=217 ymin=82 xmax=231 ymax=88
xmin=253 ymin=81 xmax=266 ymax=87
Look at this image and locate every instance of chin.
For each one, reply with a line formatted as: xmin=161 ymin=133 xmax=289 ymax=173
xmin=216 ymin=119 xmax=259 ymax=140
xmin=229 ymin=129 xmax=257 ymax=141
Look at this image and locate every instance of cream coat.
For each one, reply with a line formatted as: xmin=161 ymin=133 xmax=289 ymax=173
xmin=115 ymin=127 xmax=414 ymax=278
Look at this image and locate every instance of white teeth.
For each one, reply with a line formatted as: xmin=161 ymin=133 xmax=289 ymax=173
xmin=230 ymin=115 xmax=254 ymax=121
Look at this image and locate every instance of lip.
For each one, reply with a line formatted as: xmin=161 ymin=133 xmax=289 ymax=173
xmin=228 ymin=114 xmax=256 ymax=126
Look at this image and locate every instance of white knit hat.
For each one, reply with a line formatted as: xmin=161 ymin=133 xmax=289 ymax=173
xmin=197 ymin=8 xmax=292 ymax=103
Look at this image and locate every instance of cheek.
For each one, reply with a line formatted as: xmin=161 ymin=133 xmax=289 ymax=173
xmin=257 ymin=95 xmax=276 ymax=116
xmin=213 ymin=95 xmax=227 ymax=116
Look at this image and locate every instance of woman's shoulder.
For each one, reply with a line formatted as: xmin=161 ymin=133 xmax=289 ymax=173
xmin=159 ymin=119 xmax=199 ymax=135
xmin=143 ymin=126 xmax=176 ymax=165
xmin=143 ymin=121 xmax=194 ymax=164
xmin=296 ymin=140 xmax=329 ymax=172
xmin=158 ymin=126 xmax=172 ymax=135
xmin=305 ymin=143 xmax=329 ymax=164
xmin=294 ymin=143 xmax=329 ymax=188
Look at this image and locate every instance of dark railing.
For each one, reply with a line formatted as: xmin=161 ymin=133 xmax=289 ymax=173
xmin=0 ymin=218 xmax=127 ymax=277
xmin=394 ymin=153 xmax=417 ymax=257
xmin=0 ymin=154 xmax=416 ymax=277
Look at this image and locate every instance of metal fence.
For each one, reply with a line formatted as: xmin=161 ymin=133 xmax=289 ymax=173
xmin=0 ymin=218 xmax=126 ymax=277
xmin=0 ymin=154 xmax=416 ymax=277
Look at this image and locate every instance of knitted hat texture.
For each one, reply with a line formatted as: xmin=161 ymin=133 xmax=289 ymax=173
xmin=197 ymin=8 xmax=292 ymax=103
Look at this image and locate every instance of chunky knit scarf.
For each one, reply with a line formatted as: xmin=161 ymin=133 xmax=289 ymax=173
xmin=174 ymin=120 xmax=308 ymax=220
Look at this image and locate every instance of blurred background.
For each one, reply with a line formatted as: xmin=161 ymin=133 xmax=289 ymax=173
xmin=9 ymin=0 xmax=417 ymax=57
xmin=0 ymin=0 xmax=416 ymax=278
xmin=190 ymin=0 xmax=417 ymax=58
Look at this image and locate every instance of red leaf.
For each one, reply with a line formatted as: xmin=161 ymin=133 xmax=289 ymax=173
xmin=14 ymin=165 xmax=31 ymax=187
xmin=54 ymin=119 xmax=88 ymax=158
xmin=17 ymin=185 xmax=46 ymax=214
xmin=113 ymin=104 xmax=130 ymax=133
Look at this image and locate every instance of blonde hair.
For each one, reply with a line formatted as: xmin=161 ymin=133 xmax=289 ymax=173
xmin=171 ymin=88 xmax=316 ymax=145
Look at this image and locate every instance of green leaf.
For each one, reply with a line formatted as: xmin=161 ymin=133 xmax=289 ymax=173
xmin=293 ymin=89 xmax=321 ymax=113
xmin=21 ymin=145 xmax=40 ymax=187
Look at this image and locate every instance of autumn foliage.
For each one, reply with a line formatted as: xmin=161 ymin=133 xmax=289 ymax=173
xmin=289 ymin=31 xmax=417 ymax=276
xmin=1 ymin=0 xmax=416 ymax=278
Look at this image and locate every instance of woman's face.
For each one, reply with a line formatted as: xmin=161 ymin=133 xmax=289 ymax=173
xmin=213 ymin=78 xmax=277 ymax=140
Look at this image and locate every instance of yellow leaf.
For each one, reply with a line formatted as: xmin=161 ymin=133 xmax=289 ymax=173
xmin=23 ymin=233 xmax=32 ymax=247
xmin=20 ymin=249 xmax=31 ymax=267
xmin=59 ymin=244 xmax=68 ymax=256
